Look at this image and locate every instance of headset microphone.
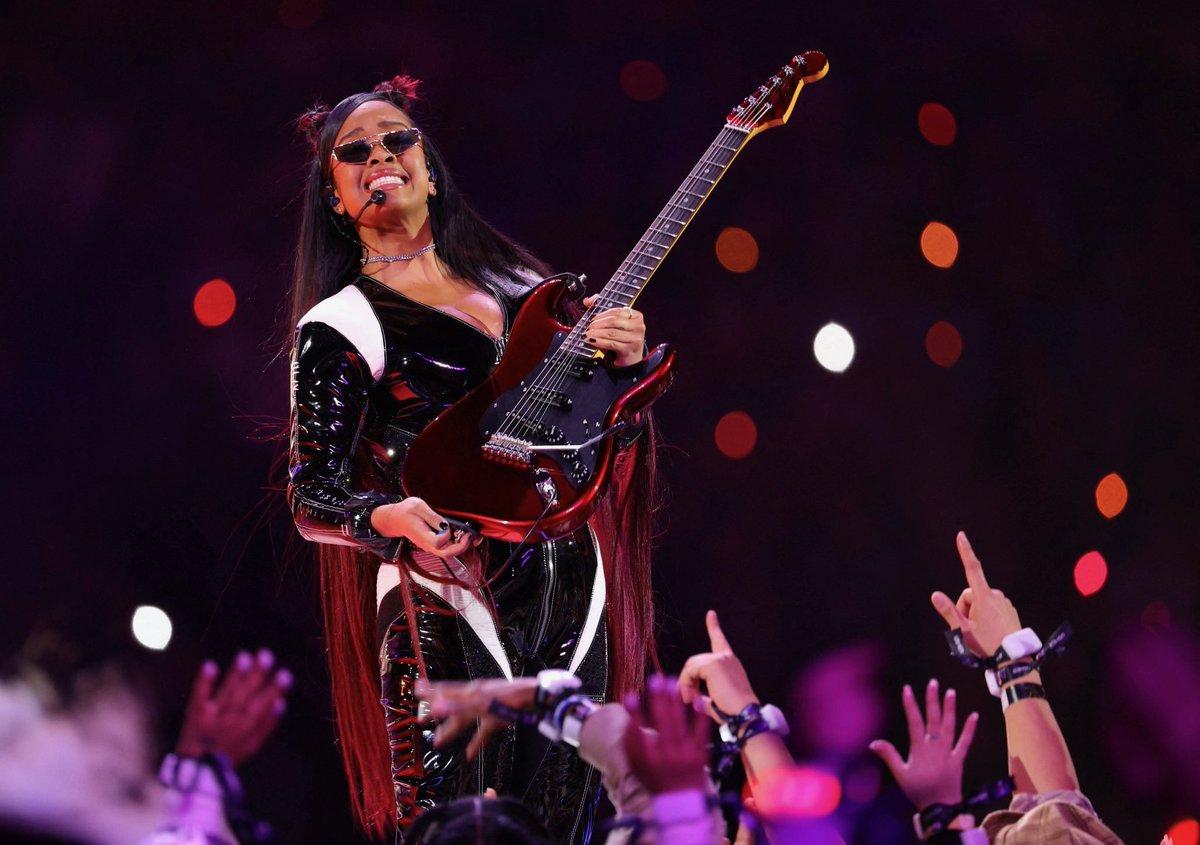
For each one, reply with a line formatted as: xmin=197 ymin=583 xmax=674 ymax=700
xmin=351 ymin=190 xmax=387 ymax=225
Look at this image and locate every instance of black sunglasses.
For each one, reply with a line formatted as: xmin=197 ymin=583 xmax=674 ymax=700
xmin=331 ymin=128 xmax=423 ymax=165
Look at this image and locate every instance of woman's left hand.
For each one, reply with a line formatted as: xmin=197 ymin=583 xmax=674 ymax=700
xmin=582 ymin=296 xmax=645 ymax=367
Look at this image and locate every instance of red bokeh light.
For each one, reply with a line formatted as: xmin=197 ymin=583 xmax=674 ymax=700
xmin=920 ymin=221 xmax=959 ymax=268
xmin=194 ymin=279 xmax=236 ymax=327
xmin=755 ymin=766 xmax=842 ymax=819
xmin=1073 ymin=551 xmax=1108 ymax=597
xmin=918 ymin=102 xmax=957 ymax=146
xmin=278 ymin=0 xmax=323 ymax=28
xmin=1167 ymin=818 xmax=1200 ymax=845
xmin=715 ymin=226 xmax=759 ymax=273
xmin=925 ymin=321 xmax=963 ymax=367
xmin=1095 ymin=472 xmax=1128 ymax=519
xmin=619 ymin=60 xmax=667 ymax=102
xmin=715 ymin=411 xmax=758 ymax=459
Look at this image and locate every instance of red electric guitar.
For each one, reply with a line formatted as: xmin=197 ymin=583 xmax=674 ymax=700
xmin=402 ymin=51 xmax=829 ymax=541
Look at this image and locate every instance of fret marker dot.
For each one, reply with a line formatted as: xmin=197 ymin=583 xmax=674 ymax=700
xmin=715 ymin=226 xmax=759 ymax=273
xmin=814 ymin=323 xmax=855 ymax=373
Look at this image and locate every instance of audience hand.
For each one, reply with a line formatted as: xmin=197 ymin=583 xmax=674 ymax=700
xmin=417 ymin=677 xmax=539 ymax=760
xmin=931 ymin=532 xmax=1022 ymax=658
xmin=678 ymin=609 xmax=759 ymax=722
xmin=175 ymin=649 xmax=292 ymax=766
xmin=869 ymin=679 xmax=978 ymax=810
xmin=624 ymin=675 xmax=710 ymax=794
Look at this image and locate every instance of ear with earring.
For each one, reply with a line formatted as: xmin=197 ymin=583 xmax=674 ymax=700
xmin=427 ymin=163 xmax=437 ymax=196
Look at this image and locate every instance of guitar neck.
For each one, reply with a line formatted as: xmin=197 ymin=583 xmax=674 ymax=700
xmin=587 ymin=123 xmax=752 ymax=314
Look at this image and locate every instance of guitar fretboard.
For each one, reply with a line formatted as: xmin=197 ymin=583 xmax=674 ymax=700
xmin=560 ymin=123 xmax=753 ymax=355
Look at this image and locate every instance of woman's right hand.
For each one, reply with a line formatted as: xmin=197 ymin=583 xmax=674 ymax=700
xmin=371 ymin=497 xmax=477 ymax=559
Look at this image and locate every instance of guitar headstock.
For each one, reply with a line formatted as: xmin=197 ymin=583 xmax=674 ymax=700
xmin=726 ymin=51 xmax=828 ymax=135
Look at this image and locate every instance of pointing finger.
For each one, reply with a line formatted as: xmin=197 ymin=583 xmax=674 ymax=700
xmin=706 ymin=609 xmax=733 ymax=653
xmin=957 ymin=531 xmax=991 ymax=593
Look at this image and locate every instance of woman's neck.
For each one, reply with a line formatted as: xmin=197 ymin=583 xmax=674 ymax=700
xmin=358 ymin=213 xmax=434 ymax=261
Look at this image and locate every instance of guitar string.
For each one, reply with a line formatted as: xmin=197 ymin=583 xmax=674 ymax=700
xmin=493 ymin=80 xmax=782 ymax=456
xmin=502 ymin=126 xmax=748 ymax=443
xmin=503 ymin=94 xmax=775 ymax=438
xmin=496 ymin=121 xmax=758 ymax=446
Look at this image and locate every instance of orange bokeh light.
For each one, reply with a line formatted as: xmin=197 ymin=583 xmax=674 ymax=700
xmin=920 ymin=221 xmax=959 ymax=268
xmin=715 ymin=226 xmax=759 ymax=273
xmin=925 ymin=321 xmax=963 ymax=367
xmin=1074 ymin=551 xmax=1108 ymax=597
xmin=619 ymin=60 xmax=667 ymax=102
xmin=715 ymin=411 xmax=758 ymax=459
xmin=1167 ymin=819 xmax=1200 ymax=845
xmin=194 ymin=279 xmax=236 ymax=327
xmin=1095 ymin=472 xmax=1128 ymax=519
xmin=918 ymin=103 xmax=957 ymax=146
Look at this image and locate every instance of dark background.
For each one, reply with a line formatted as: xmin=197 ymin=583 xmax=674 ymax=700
xmin=3 ymin=1 xmax=1198 ymax=842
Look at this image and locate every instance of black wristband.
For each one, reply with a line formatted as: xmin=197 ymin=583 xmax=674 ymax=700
xmin=1001 ymin=682 xmax=1046 ymax=712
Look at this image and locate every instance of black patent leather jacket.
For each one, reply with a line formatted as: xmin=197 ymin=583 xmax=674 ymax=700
xmin=288 ymin=275 xmax=609 ymax=842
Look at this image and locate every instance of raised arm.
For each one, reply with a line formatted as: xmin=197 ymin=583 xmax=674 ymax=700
xmin=931 ymin=532 xmax=1079 ymax=795
xmin=677 ymin=610 xmax=793 ymax=791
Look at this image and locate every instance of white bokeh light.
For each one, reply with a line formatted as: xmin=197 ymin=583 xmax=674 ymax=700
xmin=813 ymin=322 xmax=856 ymax=373
xmin=131 ymin=605 xmax=173 ymax=651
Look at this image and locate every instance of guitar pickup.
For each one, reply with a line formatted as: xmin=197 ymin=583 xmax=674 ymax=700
xmin=527 ymin=387 xmax=572 ymax=411
xmin=508 ymin=413 xmax=565 ymax=444
xmin=565 ymin=354 xmax=598 ymax=380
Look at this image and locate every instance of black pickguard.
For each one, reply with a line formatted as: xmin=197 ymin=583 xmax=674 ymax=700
xmin=479 ymin=331 xmax=659 ymax=490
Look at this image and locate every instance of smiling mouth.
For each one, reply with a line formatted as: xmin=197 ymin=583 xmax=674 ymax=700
xmin=367 ymin=174 xmax=409 ymax=191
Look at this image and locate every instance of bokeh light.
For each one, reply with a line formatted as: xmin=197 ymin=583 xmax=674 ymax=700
xmin=619 ymin=60 xmax=667 ymax=102
xmin=1095 ymin=472 xmax=1128 ymax=519
xmin=920 ymin=221 xmax=959 ymax=268
xmin=918 ymin=102 xmax=957 ymax=146
xmin=194 ymin=278 xmax=236 ymax=327
xmin=755 ymin=766 xmax=842 ymax=818
xmin=278 ymin=0 xmax=323 ymax=28
xmin=1167 ymin=819 xmax=1200 ymax=845
xmin=131 ymin=605 xmax=173 ymax=650
xmin=715 ymin=226 xmax=759 ymax=273
xmin=1141 ymin=600 xmax=1171 ymax=632
xmin=1073 ymin=551 xmax=1108 ymax=597
xmin=813 ymin=323 xmax=855 ymax=373
xmin=715 ymin=410 xmax=758 ymax=459
xmin=925 ymin=321 xmax=963 ymax=367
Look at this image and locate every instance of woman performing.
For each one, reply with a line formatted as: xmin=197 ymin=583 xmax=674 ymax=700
xmin=285 ymin=76 xmax=658 ymax=843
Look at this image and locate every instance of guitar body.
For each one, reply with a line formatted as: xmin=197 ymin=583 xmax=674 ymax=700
xmin=401 ymin=274 xmax=676 ymax=541
xmin=402 ymin=51 xmax=827 ymax=542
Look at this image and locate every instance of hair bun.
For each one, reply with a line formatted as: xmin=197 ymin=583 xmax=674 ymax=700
xmin=297 ymin=105 xmax=331 ymax=152
xmin=373 ymin=74 xmax=422 ymax=110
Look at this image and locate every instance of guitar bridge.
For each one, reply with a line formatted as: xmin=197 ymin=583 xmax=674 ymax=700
xmin=483 ymin=415 xmax=567 ymax=468
xmin=482 ymin=434 xmax=533 ymax=467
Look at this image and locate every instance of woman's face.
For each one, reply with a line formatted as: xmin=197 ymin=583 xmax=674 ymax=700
xmin=327 ymin=99 xmax=434 ymax=226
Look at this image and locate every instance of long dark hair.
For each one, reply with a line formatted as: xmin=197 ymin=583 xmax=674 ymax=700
xmin=287 ymin=76 xmax=660 ymax=840
xmin=290 ymin=77 xmax=549 ymax=330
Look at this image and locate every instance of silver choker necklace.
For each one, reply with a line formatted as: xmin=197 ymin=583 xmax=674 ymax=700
xmin=361 ymin=243 xmax=436 ymax=265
